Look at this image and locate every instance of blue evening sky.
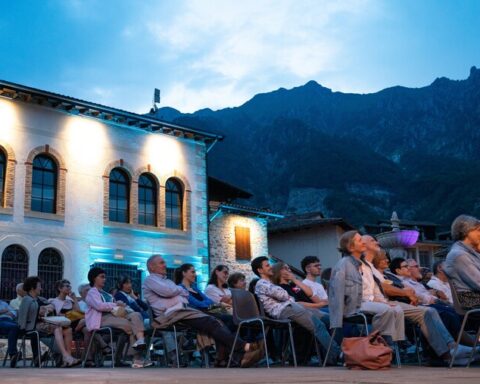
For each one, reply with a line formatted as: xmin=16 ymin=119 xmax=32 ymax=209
xmin=1 ymin=0 xmax=479 ymax=113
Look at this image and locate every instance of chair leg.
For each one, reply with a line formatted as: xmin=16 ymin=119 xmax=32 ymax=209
xmin=394 ymin=342 xmax=401 ymax=368
xmin=108 ymin=328 xmax=115 ymax=368
xmin=83 ymin=330 xmax=96 ymax=368
xmin=173 ymin=326 xmax=180 ymax=368
xmin=287 ymin=323 xmax=297 ymax=367
xmin=466 ymin=325 xmax=480 ymax=368
xmin=412 ymin=326 xmax=421 ymax=366
xmin=34 ymin=333 xmax=42 ymax=368
xmin=227 ymin=324 xmax=242 ymax=368
xmin=322 ymin=328 xmax=336 ymax=368
xmin=449 ymin=314 xmax=469 ymax=368
xmin=147 ymin=328 xmax=157 ymax=362
xmin=259 ymin=321 xmax=269 ymax=368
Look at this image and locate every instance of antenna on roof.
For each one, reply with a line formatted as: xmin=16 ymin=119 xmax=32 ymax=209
xmin=152 ymin=88 xmax=160 ymax=112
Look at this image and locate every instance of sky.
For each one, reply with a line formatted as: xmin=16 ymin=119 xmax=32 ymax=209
xmin=1 ymin=0 xmax=479 ymax=113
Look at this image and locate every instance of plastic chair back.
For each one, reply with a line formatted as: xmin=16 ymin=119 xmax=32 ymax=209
xmin=230 ymin=288 xmax=260 ymax=325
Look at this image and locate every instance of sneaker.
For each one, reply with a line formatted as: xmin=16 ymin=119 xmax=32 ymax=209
xmin=132 ymin=359 xmax=145 ymax=368
xmin=132 ymin=340 xmax=147 ymax=350
xmin=143 ymin=359 xmax=154 ymax=368
xmin=450 ymin=344 xmax=473 ymax=360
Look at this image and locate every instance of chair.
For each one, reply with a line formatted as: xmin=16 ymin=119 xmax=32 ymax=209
xmin=82 ymin=327 xmax=116 ymax=368
xmin=447 ymin=278 xmax=480 ymax=368
xmin=227 ymin=289 xmax=297 ymax=368
xmin=146 ymin=306 xmax=209 ymax=368
xmin=20 ymin=330 xmax=56 ymax=368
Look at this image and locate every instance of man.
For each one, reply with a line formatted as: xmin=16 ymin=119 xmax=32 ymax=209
xmin=329 ymin=231 xmax=403 ymax=346
xmin=427 ymin=260 xmax=453 ymax=304
xmin=367 ymin=237 xmax=474 ymax=364
xmin=444 ymin=214 xmax=480 ymax=309
xmin=390 ymin=257 xmax=477 ymax=356
xmin=251 ymin=256 xmax=340 ymax=365
xmin=9 ymin=283 xmax=25 ymax=311
xmin=300 ymin=256 xmax=328 ymax=309
xmin=0 ymin=299 xmax=20 ymax=367
xmin=142 ymin=255 xmax=262 ymax=367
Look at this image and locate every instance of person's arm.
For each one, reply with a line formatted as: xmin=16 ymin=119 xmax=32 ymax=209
xmin=85 ymin=289 xmax=116 ymax=312
xmin=256 ymin=281 xmax=291 ymax=302
xmin=454 ymin=254 xmax=480 ymax=291
xmin=145 ymin=276 xmax=188 ymax=298
xmin=288 ymin=274 xmax=313 ymax=298
xmin=382 ymin=282 xmax=418 ymax=305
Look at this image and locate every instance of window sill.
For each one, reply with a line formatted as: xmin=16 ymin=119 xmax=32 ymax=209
xmin=103 ymin=221 xmax=191 ymax=239
xmin=24 ymin=211 xmax=65 ymax=222
xmin=0 ymin=207 xmax=13 ymax=216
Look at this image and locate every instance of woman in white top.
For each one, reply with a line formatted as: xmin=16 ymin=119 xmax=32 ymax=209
xmin=204 ymin=265 xmax=232 ymax=307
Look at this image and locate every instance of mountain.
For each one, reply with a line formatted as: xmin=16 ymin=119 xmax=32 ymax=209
xmin=149 ymin=66 xmax=480 ymax=226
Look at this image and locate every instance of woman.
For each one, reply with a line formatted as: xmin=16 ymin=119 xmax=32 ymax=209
xmin=18 ymin=276 xmax=80 ymax=367
xmin=85 ymin=267 xmax=150 ymax=368
xmin=49 ymin=279 xmax=83 ymax=327
xmin=114 ymin=276 xmax=149 ymax=321
xmin=205 ymin=265 xmax=232 ymax=309
xmin=227 ymin=273 xmax=247 ymax=290
xmin=174 ymin=264 xmax=215 ymax=311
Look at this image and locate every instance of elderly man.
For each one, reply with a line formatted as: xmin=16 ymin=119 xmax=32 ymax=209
xmin=142 ymin=255 xmax=262 ymax=367
xmin=9 ymin=283 xmax=25 ymax=311
xmin=444 ymin=214 xmax=480 ymax=309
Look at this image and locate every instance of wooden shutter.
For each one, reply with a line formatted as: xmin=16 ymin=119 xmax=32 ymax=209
xmin=235 ymin=226 xmax=251 ymax=260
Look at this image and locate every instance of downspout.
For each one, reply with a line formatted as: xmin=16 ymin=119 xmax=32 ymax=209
xmin=205 ymin=138 xmax=219 ymax=275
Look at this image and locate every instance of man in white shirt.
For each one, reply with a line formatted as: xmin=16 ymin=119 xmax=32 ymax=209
xmin=427 ymin=261 xmax=453 ymax=304
xmin=300 ymin=256 xmax=328 ymax=309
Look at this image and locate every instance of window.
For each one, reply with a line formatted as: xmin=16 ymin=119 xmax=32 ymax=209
xmin=235 ymin=226 xmax=251 ymax=260
xmin=37 ymin=248 xmax=63 ymax=299
xmin=109 ymin=168 xmax=129 ymax=223
xmin=419 ymin=250 xmax=432 ymax=269
xmin=0 ymin=150 xmax=5 ymax=206
xmin=165 ymin=178 xmax=183 ymax=229
xmin=0 ymin=245 xmax=29 ymax=300
xmin=31 ymin=155 xmax=57 ymax=213
xmin=90 ymin=262 xmax=142 ymax=296
xmin=138 ymin=173 xmax=157 ymax=226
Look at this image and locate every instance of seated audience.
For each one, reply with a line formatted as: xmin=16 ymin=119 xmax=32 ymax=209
xmin=444 ymin=214 xmax=480 ymax=309
xmin=9 ymin=283 xmax=25 ymax=311
xmin=301 ymin=256 xmax=329 ymax=309
xmin=85 ymin=267 xmax=150 ymax=368
xmin=428 ymin=261 xmax=453 ymax=304
xmin=205 ymin=265 xmax=233 ymax=310
xmin=77 ymin=283 xmax=90 ymax=313
xmin=114 ymin=276 xmax=149 ymax=320
xmin=252 ymin=256 xmax=340 ymax=365
xmin=175 ymin=264 xmax=214 ymax=311
xmin=320 ymin=268 xmax=332 ymax=293
xmin=227 ymin=272 xmax=247 ymax=290
xmin=0 ymin=298 xmax=20 ymax=367
xmin=143 ymin=255 xmax=263 ymax=368
xmin=18 ymin=276 xmax=80 ymax=367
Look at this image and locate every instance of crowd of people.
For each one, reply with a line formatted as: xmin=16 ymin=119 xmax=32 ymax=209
xmin=0 ymin=213 xmax=479 ymax=369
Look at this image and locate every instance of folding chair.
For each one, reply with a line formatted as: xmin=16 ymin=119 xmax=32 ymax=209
xmin=227 ymin=289 xmax=297 ymax=368
xmin=447 ymin=278 xmax=480 ymax=368
xmin=20 ymin=330 xmax=55 ymax=368
xmin=82 ymin=327 xmax=116 ymax=368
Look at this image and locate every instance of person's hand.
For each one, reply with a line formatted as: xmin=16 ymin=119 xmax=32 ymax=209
xmin=435 ymin=290 xmax=448 ymax=301
xmin=408 ymin=294 xmax=419 ymax=306
xmin=129 ymin=291 xmax=138 ymax=300
xmin=116 ymin=301 xmax=126 ymax=307
xmin=69 ymin=292 xmax=78 ymax=302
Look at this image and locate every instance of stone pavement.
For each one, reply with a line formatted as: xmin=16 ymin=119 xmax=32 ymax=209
xmin=1 ymin=367 xmax=480 ymax=384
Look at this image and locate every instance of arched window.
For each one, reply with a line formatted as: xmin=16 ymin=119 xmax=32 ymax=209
xmin=37 ymin=248 xmax=63 ymax=299
xmin=0 ymin=150 xmax=5 ymax=206
xmin=109 ymin=168 xmax=129 ymax=223
xmin=32 ymin=154 xmax=57 ymax=213
xmin=0 ymin=245 xmax=29 ymax=300
xmin=138 ymin=173 xmax=157 ymax=226
xmin=165 ymin=178 xmax=183 ymax=230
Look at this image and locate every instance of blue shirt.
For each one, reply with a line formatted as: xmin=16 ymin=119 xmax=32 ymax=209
xmin=0 ymin=300 xmax=16 ymax=320
xmin=178 ymin=283 xmax=214 ymax=310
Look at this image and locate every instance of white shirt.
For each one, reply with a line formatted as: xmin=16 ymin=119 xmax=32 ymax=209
xmin=204 ymin=284 xmax=232 ymax=304
xmin=361 ymin=261 xmax=386 ymax=303
xmin=302 ymin=278 xmax=328 ymax=300
xmin=427 ymin=276 xmax=453 ymax=304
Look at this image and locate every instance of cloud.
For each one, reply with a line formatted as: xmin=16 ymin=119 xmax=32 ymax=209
xmin=145 ymin=0 xmax=379 ymax=112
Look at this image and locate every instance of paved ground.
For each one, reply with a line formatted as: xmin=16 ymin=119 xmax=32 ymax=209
xmin=1 ymin=367 xmax=480 ymax=384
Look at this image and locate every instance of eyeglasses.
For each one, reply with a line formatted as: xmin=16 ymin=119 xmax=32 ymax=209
xmin=409 ymin=264 xmax=419 ymax=269
xmin=62 ymin=284 xmax=71 ymax=288
xmin=400 ymin=264 xmax=408 ymax=269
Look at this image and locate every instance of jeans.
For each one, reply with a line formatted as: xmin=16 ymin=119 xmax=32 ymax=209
xmin=0 ymin=318 xmax=19 ymax=356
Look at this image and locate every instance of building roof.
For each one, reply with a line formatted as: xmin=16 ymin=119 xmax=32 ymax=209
xmin=0 ymin=79 xmax=223 ymax=143
xmin=208 ymin=176 xmax=253 ymax=201
xmin=210 ymin=203 xmax=284 ymax=221
xmin=268 ymin=211 xmax=354 ymax=233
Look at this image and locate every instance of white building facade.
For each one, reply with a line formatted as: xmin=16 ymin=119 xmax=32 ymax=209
xmin=0 ymin=80 xmax=220 ymax=299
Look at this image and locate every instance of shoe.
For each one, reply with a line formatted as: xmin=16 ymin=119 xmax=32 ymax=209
xmin=131 ymin=359 xmax=145 ymax=368
xmin=132 ymin=340 xmax=147 ymax=351
xmin=101 ymin=345 xmax=113 ymax=355
xmin=62 ymin=355 xmax=81 ymax=368
xmin=84 ymin=360 xmax=96 ymax=368
xmin=115 ymin=360 xmax=131 ymax=368
xmin=240 ymin=348 xmax=264 ymax=368
xmin=9 ymin=352 xmax=20 ymax=368
xmin=143 ymin=359 xmax=154 ymax=368
xmin=33 ymin=351 xmax=49 ymax=367
xmin=450 ymin=344 xmax=473 ymax=360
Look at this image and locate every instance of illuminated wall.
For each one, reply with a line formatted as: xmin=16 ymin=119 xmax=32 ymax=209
xmin=0 ymin=97 xmax=209 ymax=293
xmin=209 ymin=211 xmax=268 ymax=282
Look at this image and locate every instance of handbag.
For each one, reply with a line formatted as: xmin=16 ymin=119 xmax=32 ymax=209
xmin=65 ymin=310 xmax=85 ymax=322
xmin=42 ymin=316 xmax=72 ymax=327
xmin=111 ymin=306 xmax=127 ymax=318
xmin=341 ymin=330 xmax=392 ymax=370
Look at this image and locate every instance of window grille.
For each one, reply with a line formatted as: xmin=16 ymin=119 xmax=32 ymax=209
xmin=37 ymin=248 xmax=63 ymax=299
xmin=0 ymin=245 xmax=29 ymax=300
xmin=0 ymin=150 xmax=5 ymax=206
xmin=90 ymin=262 xmax=142 ymax=297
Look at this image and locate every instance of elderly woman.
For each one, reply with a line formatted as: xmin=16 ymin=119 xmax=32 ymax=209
xmin=205 ymin=265 xmax=232 ymax=310
xmin=18 ymin=276 xmax=80 ymax=367
xmin=85 ymin=267 xmax=150 ymax=368
xmin=444 ymin=214 xmax=480 ymax=309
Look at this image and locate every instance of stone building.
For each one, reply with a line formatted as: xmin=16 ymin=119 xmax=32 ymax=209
xmin=0 ymin=80 xmax=221 ymax=299
xmin=208 ymin=177 xmax=283 ymax=282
